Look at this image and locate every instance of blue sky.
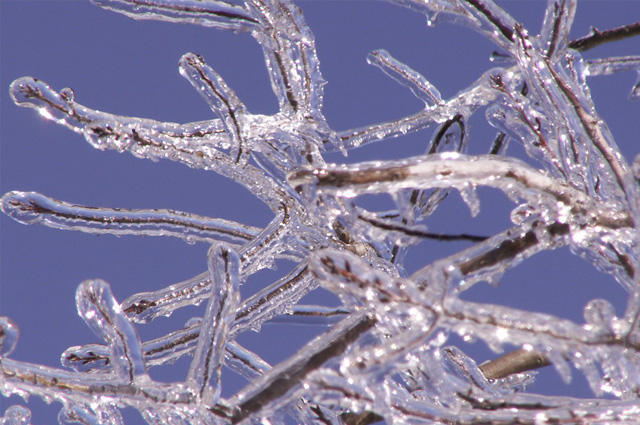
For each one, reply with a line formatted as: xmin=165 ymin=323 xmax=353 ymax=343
xmin=1 ymin=1 xmax=639 ymax=423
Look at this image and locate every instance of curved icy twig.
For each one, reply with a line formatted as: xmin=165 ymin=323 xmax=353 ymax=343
xmin=75 ymin=280 xmax=147 ymax=383
xmin=0 ymin=191 xmax=260 ymax=245
xmin=179 ymin=53 xmax=249 ymax=163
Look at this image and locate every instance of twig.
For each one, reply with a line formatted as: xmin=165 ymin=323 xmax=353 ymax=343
xmin=570 ymin=22 xmax=640 ymax=52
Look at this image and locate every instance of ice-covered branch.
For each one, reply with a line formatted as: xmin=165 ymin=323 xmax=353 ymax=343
xmin=186 ymin=245 xmax=240 ymax=404
xmin=337 ymin=78 xmax=493 ymax=150
xmin=0 ymin=191 xmax=260 ymax=245
xmin=179 ymin=53 xmax=249 ymax=163
xmin=91 ymin=0 xmax=259 ymax=31
xmin=75 ymin=280 xmax=147 ymax=383
xmin=4 ymin=0 xmax=640 ymax=423
xmin=569 ymin=21 xmax=640 ymax=52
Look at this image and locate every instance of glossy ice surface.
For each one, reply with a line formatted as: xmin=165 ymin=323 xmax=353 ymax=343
xmin=2 ymin=1 xmax=640 ymax=424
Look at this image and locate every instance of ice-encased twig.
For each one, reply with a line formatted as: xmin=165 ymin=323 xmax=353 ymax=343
xmin=586 ymin=56 xmax=640 ymax=100
xmin=233 ymin=262 xmax=315 ymax=334
xmin=337 ymin=78 xmax=494 ymax=150
xmin=569 ymin=21 xmax=640 ymax=52
xmin=9 ymin=77 xmax=292 ymax=212
xmin=187 ymin=245 xmax=240 ymax=404
xmin=75 ymin=280 xmax=147 ymax=383
xmin=91 ymin=0 xmax=259 ymax=32
xmin=288 ymin=153 xmax=627 ymax=223
xmin=75 ymin=264 xmax=315 ymax=370
xmin=122 ymin=247 xmax=310 ymax=325
xmin=246 ymin=0 xmax=325 ymax=120
xmin=63 ymin=304 xmax=348 ymax=374
xmin=9 ymin=77 xmax=228 ymax=150
xmin=63 ymin=332 xmax=271 ymax=384
xmin=179 ymin=53 xmax=249 ymax=163
xmin=62 ymin=263 xmax=317 ymax=377
xmin=312 ymin=247 xmax=640 ymax=401
xmin=0 ymin=357 xmax=235 ymax=420
xmin=0 ymin=191 xmax=260 ymax=245
xmin=538 ymin=0 xmax=576 ymax=61
xmin=367 ymin=49 xmax=443 ymax=107
xmin=513 ymin=26 xmax=636 ymax=209
xmin=122 ymin=272 xmax=211 ymax=323
xmin=389 ymin=0 xmax=519 ymax=51
xmin=227 ymin=311 xmax=376 ymax=424
xmin=291 ymin=153 xmax=638 ymax=288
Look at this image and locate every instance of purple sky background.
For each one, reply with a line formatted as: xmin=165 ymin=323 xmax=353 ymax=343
xmin=1 ymin=1 xmax=640 ymax=423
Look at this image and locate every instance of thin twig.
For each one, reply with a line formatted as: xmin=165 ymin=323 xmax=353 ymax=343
xmin=570 ymin=22 xmax=640 ymax=52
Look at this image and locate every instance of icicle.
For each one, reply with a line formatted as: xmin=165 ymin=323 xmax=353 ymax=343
xmin=459 ymin=183 xmax=480 ymax=217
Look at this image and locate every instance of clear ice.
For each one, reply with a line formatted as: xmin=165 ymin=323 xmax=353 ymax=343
xmin=2 ymin=0 xmax=640 ymax=424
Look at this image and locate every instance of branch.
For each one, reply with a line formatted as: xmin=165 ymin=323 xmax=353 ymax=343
xmin=0 ymin=191 xmax=260 ymax=245
xmin=570 ymin=22 xmax=640 ymax=52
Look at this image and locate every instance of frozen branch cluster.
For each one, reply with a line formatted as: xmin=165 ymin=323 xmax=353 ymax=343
xmin=2 ymin=0 xmax=640 ymax=424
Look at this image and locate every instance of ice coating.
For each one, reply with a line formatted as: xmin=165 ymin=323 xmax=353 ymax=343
xmin=0 ymin=191 xmax=261 ymax=244
xmin=186 ymin=244 xmax=240 ymax=404
xmin=75 ymin=280 xmax=147 ymax=382
xmin=2 ymin=0 xmax=640 ymax=424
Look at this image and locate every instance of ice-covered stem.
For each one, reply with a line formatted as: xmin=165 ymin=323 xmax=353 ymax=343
xmin=63 ymin=305 xmax=346 ymax=373
xmin=8 ymin=77 xmax=292 ymax=212
xmin=0 ymin=191 xmax=260 ymax=245
xmin=337 ymin=77 xmax=494 ymax=150
xmin=179 ymin=53 xmax=249 ymax=163
xmin=91 ymin=0 xmax=260 ymax=32
xmin=75 ymin=280 xmax=147 ymax=383
xmin=569 ymin=21 xmax=640 ymax=52
xmin=312 ymin=248 xmax=640 ymax=400
xmin=367 ymin=49 xmax=443 ymax=108
xmin=513 ymin=25 xmax=640 ymax=215
xmin=186 ymin=244 xmax=240 ymax=405
xmin=226 ymin=311 xmax=376 ymax=423
xmin=122 ymin=255 xmax=311 ymax=325
xmin=289 ymin=153 xmax=629 ymax=226
xmin=0 ymin=356 xmax=230 ymax=418
xmin=245 ymin=0 xmax=325 ymax=119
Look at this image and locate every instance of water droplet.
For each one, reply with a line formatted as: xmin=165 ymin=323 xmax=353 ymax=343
xmin=3 ymin=405 xmax=31 ymax=425
xmin=60 ymin=87 xmax=74 ymax=102
xmin=0 ymin=317 xmax=19 ymax=356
